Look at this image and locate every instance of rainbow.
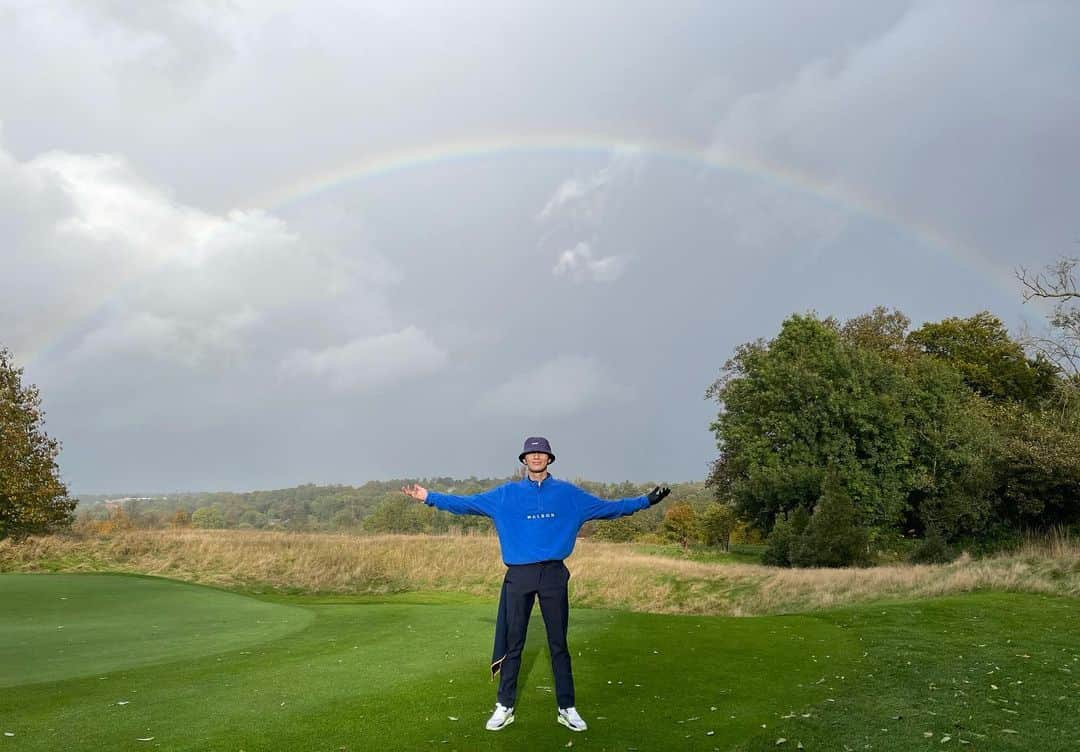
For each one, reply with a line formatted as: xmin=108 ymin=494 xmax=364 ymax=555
xmin=239 ymin=132 xmax=1013 ymax=294
xmin=26 ymin=131 xmax=1018 ymax=365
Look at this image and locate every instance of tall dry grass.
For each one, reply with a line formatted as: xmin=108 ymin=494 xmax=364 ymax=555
xmin=2 ymin=529 xmax=1077 ymax=616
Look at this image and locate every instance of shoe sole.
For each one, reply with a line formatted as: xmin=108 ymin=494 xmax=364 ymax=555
xmin=557 ymin=715 xmax=587 ymax=732
xmin=486 ymin=715 xmax=514 ymax=731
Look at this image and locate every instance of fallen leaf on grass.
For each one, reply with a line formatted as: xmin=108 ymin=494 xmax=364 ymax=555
xmin=448 ymin=717 xmax=458 ymax=721
xmin=136 ymin=737 xmax=154 ymax=742
xmin=1001 ymin=729 xmax=1019 ymax=734
xmin=776 ymin=738 xmax=787 ymax=745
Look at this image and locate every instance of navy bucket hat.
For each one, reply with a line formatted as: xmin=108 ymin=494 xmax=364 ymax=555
xmin=518 ymin=436 xmax=555 ymax=464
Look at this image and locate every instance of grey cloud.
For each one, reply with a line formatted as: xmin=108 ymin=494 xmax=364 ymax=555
xmin=281 ymin=326 xmax=448 ymax=393
xmin=709 ymin=1 xmax=1080 ymax=275
xmin=477 ymin=355 xmax=635 ymax=420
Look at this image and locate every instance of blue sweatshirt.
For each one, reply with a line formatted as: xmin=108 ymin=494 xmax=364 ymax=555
xmin=425 ymin=475 xmax=649 ymax=565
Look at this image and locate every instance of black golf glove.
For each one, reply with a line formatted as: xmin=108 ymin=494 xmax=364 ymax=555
xmin=647 ymin=485 xmax=671 ymax=506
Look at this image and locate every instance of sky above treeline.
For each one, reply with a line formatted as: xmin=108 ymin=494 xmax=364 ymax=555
xmin=2 ymin=1 xmax=1078 ymax=494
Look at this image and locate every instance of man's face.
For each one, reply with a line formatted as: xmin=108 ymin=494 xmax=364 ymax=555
xmin=524 ymin=452 xmax=551 ymax=474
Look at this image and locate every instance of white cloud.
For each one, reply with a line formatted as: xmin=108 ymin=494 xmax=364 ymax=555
xmin=477 ymin=355 xmax=634 ymax=418
xmin=552 ymin=242 xmax=625 ymax=283
xmin=281 ymin=326 xmax=447 ymax=392
xmin=0 ymin=134 xmax=437 ymax=384
xmin=538 ymin=145 xmax=640 ymax=284
xmin=537 ymin=143 xmax=643 ymax=223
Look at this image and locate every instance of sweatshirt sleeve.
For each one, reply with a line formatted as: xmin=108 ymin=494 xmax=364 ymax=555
xmin=425 ymin=485 xmax=502 ymax=517
xmin=576 ymin=488 xmax=649 ymax=522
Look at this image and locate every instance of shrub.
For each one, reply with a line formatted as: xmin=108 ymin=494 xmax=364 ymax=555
xmin=762 ymin=506 xmax=810 ymax=567
xmin=791 ymin=472 xmax=869 ymax=568
xmin=908 ymin=528 xmax=957 ymax=564
xmin=191 ymin=507 xmax=226 ymax=529
xmin=593 ymin=516 xmax=643 ymax=543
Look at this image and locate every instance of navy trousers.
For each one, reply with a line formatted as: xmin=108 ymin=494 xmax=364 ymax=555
xmin=496 ymin=560 xmax=575 ymax=708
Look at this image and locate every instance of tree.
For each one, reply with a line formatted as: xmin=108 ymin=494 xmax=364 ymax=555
xmin=790 ymin=470 xmax=869 ymax=568
xmin=990 ymin=403 xmax=1080 ymax=531
xmin=592 ymin=516 xmax=643 ymax=543
xmin=191 ymin=506 xmax=226 ymax=529
xmin=699 ymin=502 xmax=736 ymax=551
xmin=761 ymin=506 xmax=809 ymax=567
xmin=0 ymin=346 xmax=77 ymax=540
xmin=662 ymin=501 xmax=700 ymax=550
xmin=171 ymin=509 xmax=192 ymax=528
xmin=900 ymin=356 xmax=997 ymax=540
xmin=908 ymin=312 xmax=1057 ymax=406
xmin=840 ymin=306 xmax=914 ymax=357
xmin=363 ymin=497 xmax=427 ymax=534
xmin=707 ymin=314 xmax=913 ymax=534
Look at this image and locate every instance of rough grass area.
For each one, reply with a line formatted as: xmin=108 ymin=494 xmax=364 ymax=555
xmin=1 ymin=529 xmax=1077 ymax=616
xmin=0 ymin=573 xmax=1076 ymax=751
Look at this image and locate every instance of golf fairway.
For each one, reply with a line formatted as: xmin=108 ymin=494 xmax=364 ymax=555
xmin=0 ymin=573 xmax=1076 ymax=751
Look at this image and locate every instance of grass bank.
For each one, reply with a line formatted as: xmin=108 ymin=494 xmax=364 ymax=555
xmin=2 ymin=529 xmax=1077 ymax=616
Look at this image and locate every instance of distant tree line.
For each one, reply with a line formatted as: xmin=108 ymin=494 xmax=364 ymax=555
xmin=72 ymin=477 xmax=762 ymax=549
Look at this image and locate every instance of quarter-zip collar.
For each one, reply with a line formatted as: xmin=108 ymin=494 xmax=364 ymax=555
xmin=523 ymin=472 xmax=552 ymax=488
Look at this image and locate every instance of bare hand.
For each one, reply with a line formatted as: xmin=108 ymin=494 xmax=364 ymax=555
xmin=401 ymin=483 xmax=428 ymax=502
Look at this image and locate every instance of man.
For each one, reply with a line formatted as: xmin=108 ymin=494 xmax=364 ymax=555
xmin=401 ymin=436 xmax=670 ymax=733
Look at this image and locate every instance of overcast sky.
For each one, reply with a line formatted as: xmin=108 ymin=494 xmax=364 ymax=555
xmin=2 ymin=0 xmax=1078 ymax=494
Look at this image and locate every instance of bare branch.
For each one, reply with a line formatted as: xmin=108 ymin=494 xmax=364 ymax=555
xmin=1016 ymin=256 xmax=1079 ymax=302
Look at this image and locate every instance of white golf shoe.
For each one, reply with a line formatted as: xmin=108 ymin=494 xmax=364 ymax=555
xmin=485 ymin=702 xmax=515 ymax=731
xmin=557 ymin=706 xmax=587 ymax=732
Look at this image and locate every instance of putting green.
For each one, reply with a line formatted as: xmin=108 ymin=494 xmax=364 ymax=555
xmin=0 ymin=573 xmax=313 ymax=687
xmin=1 ymin=573 xmax=1076 ymax=750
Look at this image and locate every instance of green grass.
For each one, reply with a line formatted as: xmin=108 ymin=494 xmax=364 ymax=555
xmin=0 ymin=574 xmax=1076 ymax=751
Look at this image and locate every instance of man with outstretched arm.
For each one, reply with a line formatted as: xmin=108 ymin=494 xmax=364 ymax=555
xmin=402 ymin=436 xmax=670 ymax=733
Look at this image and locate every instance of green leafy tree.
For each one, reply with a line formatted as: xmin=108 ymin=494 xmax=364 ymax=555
xmin=0 ymin=346 xmax=77 ymax=540
xmin=839 ymin=306 xmax=914 ymax=357
xmin=791 ymin=470 xmax=869 ymax=568
xmin=363 ymin=497 xmax=431 ymax=534
xmin=191 ymin=506 xmax=226 ymax=529
xmin=908 ymin=311 xmax=1057 ymax=406
xmin=662 ymin=501 xmax=701 ymax=550
xmin=707 ymin=314 xmax=913 ymax=534
xmin=592 ymin=516 xmax=644 ymax=543
xmin=901 ymin=357 xmax=998 ymax=540
xmin=699 ymin=502 xmax=737 ymax=550
xmin=990 ymin=403 xmax=1080 ymax=530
